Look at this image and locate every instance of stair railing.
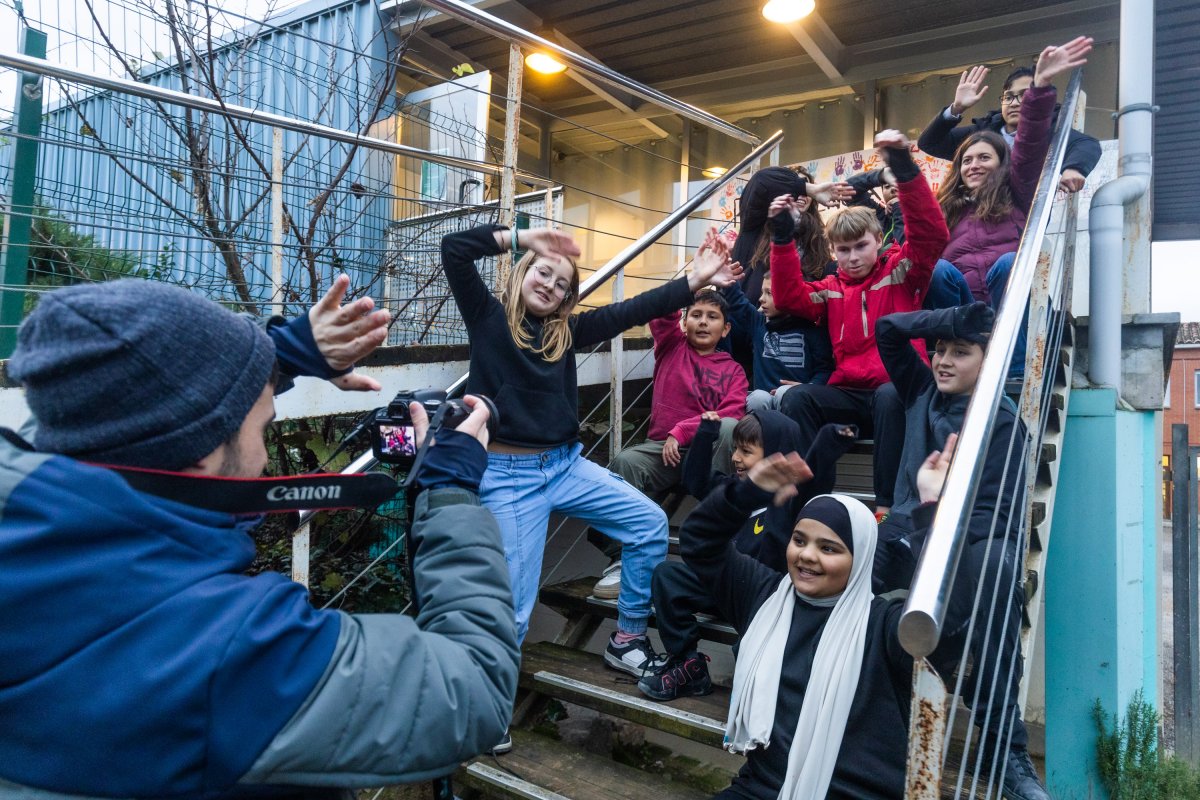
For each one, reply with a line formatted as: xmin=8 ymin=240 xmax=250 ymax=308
xmin=900 ymin=69 xmax=1084 ymax=798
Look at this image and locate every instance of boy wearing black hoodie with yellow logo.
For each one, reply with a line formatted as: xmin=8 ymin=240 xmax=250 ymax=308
xmin=638 ymin=412 xmax=855 ymax=701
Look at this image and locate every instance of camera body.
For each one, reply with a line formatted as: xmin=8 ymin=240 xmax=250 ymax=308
xmin=370 ymin=389 xmax=497 ymax=467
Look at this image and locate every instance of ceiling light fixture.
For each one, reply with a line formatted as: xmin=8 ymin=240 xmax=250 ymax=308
xmin=762 ymin=0 xmax=815 ymax=24
xmin=701 ymin=166 xmax=728 ymax=179
xmin=525 ymin=52 xmax=567 ymax=75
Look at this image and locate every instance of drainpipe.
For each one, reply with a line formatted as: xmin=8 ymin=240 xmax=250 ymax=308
xmin=1088 ymin=0 xmax=1155 ymax=390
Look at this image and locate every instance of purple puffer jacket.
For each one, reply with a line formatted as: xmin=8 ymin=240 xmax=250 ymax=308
xmin=941 ymin=84 xmax=1057 ymax=302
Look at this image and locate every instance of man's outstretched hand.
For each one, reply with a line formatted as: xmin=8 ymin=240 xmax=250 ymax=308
xmin=309 ymin=274 xmax=391 ymax=391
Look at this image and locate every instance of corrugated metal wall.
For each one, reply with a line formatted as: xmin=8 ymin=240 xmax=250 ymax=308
xmin=0 ymin=0 xmax=398 ymax=314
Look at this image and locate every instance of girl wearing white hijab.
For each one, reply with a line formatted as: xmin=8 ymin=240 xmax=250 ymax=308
xmin=680 ymin=442 xmax=965 ymax=799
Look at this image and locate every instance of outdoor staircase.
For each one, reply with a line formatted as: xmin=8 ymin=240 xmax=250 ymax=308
xmin=455 ymin=316 xmax=1077 ymax=799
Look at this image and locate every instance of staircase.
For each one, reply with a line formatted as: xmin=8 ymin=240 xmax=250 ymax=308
xmin=453 ymin=407 xmax=1074 ymax=800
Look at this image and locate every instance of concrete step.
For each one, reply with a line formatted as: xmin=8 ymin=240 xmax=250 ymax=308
xmin=540 ymin=578 xmax=739 ymax=646
xmin=521 ymin=641 xmax=729 ymax=748
xmin=459 ymin=729 xmax=708 ymax=800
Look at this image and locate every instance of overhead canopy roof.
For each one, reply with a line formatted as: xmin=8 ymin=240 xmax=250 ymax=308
xmin=389 ymin=0 xmax=1194 ymax=241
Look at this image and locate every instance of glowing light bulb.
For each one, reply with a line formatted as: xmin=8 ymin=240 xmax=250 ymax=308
xmin=762 ymin=0 xmax=816 ymax=23
xmin=525 ymin=52 xmax=567 ymax=75
xmin=701 ymin=166 xmax=728 ymax=179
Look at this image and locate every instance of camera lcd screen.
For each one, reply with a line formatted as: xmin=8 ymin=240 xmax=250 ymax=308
xmin=378 ymin=424 xmax=417 ymax=457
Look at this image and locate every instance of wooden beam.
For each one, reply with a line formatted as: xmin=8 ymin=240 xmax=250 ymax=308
xmin=551 ymin=29 xmax=671 ymax=141
xmin=782 ymin=11 xmax=845 ymax=82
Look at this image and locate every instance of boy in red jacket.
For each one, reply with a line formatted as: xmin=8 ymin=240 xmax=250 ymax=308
xmin=771 ymin=130 xmax=950 ymax=518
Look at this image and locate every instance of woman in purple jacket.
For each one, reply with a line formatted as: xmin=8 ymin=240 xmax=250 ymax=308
xmin=935 ymin=36 xmax=1092 ymax=307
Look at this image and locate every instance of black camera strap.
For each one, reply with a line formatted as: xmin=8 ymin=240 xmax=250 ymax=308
xmin=95 ymin=465 xmax=401 ymax=515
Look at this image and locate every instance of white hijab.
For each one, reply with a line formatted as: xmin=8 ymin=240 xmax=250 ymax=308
xmin=723 ymin=493 xmax=878 ymax=800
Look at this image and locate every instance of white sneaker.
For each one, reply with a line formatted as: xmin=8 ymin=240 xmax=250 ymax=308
xmin=592 ymin=561 xmax=621 ymax=600
xmin=604 ymin=633 xmax=664 ymax=676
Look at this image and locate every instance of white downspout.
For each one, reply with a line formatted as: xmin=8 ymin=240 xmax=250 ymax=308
xmin=1088 ymin=0 xmax=1155 ymax=390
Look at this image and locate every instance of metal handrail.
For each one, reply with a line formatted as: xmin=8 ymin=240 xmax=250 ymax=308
xmin=0 ymin=50 xmax=554 ymax=187
xmin=298 ymin=128 xmax=784 ymax=526
xmin=417 ymin=0 xmax=760 ymax=147
xmin=898 ymin=69 xmax=1083 ymax=657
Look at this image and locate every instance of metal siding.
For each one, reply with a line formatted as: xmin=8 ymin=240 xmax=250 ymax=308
xmin=0 ymin=0 xmax=395 ymax=312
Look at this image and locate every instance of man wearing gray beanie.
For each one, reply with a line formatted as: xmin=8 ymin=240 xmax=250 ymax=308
xmin=0 ymin=277 xmax=518 ymax=799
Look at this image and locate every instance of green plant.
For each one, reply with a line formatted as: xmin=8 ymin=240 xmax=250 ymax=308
xmin=1094 ymin=691 xmax=1200 ymax=799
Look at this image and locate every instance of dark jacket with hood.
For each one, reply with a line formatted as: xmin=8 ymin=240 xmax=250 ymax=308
xmin=876 ymin=305 xmax=1026 ymax=540
xmin=0 ymin=320 xmax=519 ymax=800
xmin=918 ymin=98 xmax=1101 ymax=179
xmin=681 ymin=413 xmax=856 ymax=573
xmin=732 ymin=166 xmax=809 ymax=308
xmin=846 ymin=168 xmax=905 ymax=250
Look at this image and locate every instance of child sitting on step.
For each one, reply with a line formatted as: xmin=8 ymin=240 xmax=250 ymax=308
xmin=637 ymin=413 xmax=855 ymax=702
xmin=873 ymin=303 xmax=1047 ymax=800
xmin=683 ymin=440 xmax=970 ymax=799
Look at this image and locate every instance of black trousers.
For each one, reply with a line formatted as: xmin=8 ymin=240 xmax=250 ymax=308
xmin=651 ymin=559 xmax=720 ymax=657
xmin=882 ymin=529 xmax=1030 ymax=753
xmin=779 ymin=382 xmax=904 ymax=507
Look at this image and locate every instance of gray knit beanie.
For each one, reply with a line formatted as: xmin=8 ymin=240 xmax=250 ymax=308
xmin=9 ymin=279 xmax=276 ymax=470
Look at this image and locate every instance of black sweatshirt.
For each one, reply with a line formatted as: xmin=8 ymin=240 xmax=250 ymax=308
xmin=875 ymin=307 xmax=1026 ymax=541
xmin=681 ymin=485 xmax=966 ymax=800
xmin=681 ymin=416 xmax=857 ymax=574
xmin=441 ymin=226 xmax=694 ymax=448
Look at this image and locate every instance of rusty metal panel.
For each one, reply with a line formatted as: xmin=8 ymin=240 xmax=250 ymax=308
xmin=905 ymin=658 xmax=949 ymax=800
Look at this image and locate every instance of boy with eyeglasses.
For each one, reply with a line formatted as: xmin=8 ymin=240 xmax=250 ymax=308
xmin=917 ymin=64 xmax=1101 ymax=194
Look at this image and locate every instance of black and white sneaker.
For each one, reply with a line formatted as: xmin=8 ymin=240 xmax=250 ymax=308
xmin=603 ymin=633 xmax=664 ymax=676
xmin=491 ymin=729 xmax=512 ymax=755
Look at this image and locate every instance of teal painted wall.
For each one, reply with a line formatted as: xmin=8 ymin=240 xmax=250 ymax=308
xmin=1045 ymin=388 xmax=1160 ymax=798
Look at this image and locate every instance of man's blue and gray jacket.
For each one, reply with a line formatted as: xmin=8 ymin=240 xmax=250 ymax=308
xmin=0 ymin=316 xmax=518 ymax=799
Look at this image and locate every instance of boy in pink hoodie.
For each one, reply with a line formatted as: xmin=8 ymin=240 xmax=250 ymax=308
xmin=609 ymin=290 xmax=749 ymax=500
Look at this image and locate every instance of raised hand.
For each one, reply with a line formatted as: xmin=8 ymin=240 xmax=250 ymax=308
xmin=309 ymin=274 xmax=390 ymax=391
xmin=515 ymin=227 xmax=582 ymax=261
xmin=747 ymin=452 xmax=815 ymax=506
xmin=805 ymin=181 xmax=854 ymax=207
xmin=1034 ymin=36 xmax=1093 ymax=88
xmin=1058 ymin=168 xmax=1086 ymax=194
xmin=951 ymin=301 xmax=994 ymax=339
xmin=689 ymin=228 xmax=743 ymax=289
xmin=951 ymin=66 xmax=990 ymax=116
xmin=916 ymin=433 xmax=958 ymax=503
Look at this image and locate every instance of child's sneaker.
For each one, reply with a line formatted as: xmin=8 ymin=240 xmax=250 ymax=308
xmin=592 ymin=561 xmax=621 ymax=600
xmin=604 ymin=633 xmax=662 ymax=676
xmin=491 ymin=729 xmax=512 ymax=755
xmin=638 ymin=652 xmax=713 ymax=701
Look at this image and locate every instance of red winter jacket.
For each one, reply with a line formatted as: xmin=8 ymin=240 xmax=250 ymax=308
xmin=771 ymin=172 xmax=950 ymax=390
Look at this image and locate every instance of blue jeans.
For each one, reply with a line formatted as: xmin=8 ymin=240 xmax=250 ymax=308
xmin=924 ymin=260 xmax=974 ymax=310
xmin=481 ymin=443 xmax=668 ymax=642
xmin=985 ymin=252 xmax=1026 ymax=379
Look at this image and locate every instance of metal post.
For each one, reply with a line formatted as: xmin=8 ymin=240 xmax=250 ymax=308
xmin=905 ymin=659 xmax=948 ymax=799
xmin=497 ymin=43 xmax=523 ymax=283
xmin=861 ymin=79 xmax=878 ymax=149
xmin=1172 ymin=424 xmax=1197 ymax=762
xmin=270 ymin=127 xmax=284 ymax=318
xmin=0 ymin=27 xmax=47 ymax=357
xmin=609 ymin=267 xmax=625 ymax=461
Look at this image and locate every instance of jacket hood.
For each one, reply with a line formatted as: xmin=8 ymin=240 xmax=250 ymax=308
xmin=751 ymin=409 xmax=806 ymax=457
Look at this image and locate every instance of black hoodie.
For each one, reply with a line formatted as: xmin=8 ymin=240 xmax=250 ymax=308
xmin=681 ymin=412 xmax=857 ymax=573
xmin=732 ymin=167 xmax=809 ymax=307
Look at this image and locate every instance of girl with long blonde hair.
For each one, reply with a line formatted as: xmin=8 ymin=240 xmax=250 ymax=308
xmin=440 ymin=224 xmax=742 ymax=736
